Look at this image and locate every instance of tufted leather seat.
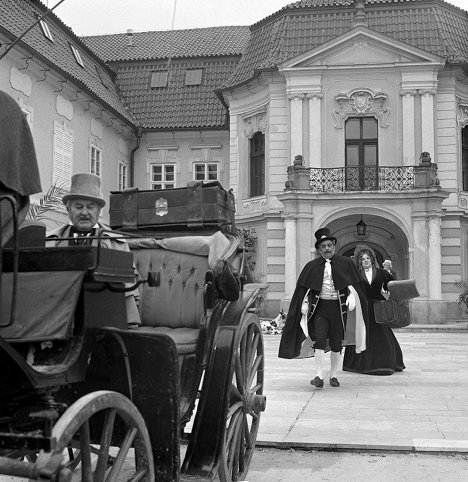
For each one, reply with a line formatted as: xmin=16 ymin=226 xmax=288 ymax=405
xmin=132 ymin=246 xmax=209 ymax=357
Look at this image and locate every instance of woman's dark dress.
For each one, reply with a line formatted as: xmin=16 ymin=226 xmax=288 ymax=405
xmin=343 ymin=268 xmax=405 ymax=375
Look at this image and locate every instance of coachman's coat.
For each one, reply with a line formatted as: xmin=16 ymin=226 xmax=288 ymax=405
xmin=278 ymin=255 xmax=369 ymax=359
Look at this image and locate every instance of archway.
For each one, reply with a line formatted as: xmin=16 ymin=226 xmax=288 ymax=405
xmin=324 ymin=214 xmax=409 ymax=280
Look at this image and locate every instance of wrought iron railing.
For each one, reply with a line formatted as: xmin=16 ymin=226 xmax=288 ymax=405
xmin=309 ymin=166 xmax=414 ymax=192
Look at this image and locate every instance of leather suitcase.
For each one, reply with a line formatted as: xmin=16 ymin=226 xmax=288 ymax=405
xmin=374 ymin=279 xmax=420 ymax=329
xmin=109 ymin=181 xmax=235 ymax=231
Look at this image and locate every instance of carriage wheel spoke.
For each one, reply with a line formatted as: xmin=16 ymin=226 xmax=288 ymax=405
xmin=105 ymin=426 xmax=137 ymax=482
xmin=78 ymin=421 xmax=93 ymax=482
xmin=94 ymin=408 xmax=116 ymax=481
xmin=248 ymin=353 xmax=263 ymax=388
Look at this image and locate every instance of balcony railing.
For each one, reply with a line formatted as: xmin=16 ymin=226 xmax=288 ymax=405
xmin=308 ymin=166 xmax=415 ymax=192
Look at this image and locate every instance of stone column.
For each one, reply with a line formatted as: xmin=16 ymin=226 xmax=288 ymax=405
xmin=400 ymin=90 xmax=416 ymax=166
xmin=419 ymin=89 xmax=436 ymax=160
xmin=284 ymin=217 xmax=297 ymax=299
xmin=427 ymin=213 xmax=442 ymax=299
xmin=289 ymin=93 xmax=304 ymax=162
xmin=307 ymin=93 xmax=323 ymax=168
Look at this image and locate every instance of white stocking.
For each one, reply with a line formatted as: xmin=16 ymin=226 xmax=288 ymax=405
xmin=330 ymin=351 xmax=341 ymax=379
xmin=314 ymin=349 xmax=325 ymax=379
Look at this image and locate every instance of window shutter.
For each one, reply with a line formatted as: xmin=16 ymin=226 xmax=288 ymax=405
xmin=53 ymin=123 xmax=73 ymax=190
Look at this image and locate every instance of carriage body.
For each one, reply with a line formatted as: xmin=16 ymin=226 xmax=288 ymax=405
xmin=0 ymin=185 xmax=266 ymax=482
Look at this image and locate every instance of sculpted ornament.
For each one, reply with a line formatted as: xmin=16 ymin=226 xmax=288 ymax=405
xmin=456 ymin=102 xmax=468 ymax=127
xmin=242 ymin=111 xmax=268 ymax=138
xmin=334 ymin=88 xmax=390 ymax=128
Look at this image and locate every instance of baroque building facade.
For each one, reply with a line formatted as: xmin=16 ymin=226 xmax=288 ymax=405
xmin=217 ymin=0 xmax=468 ymax=323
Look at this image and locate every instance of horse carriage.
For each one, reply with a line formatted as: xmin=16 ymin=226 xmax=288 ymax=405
xmin=0 ymin=181 xmax=266 ymax=481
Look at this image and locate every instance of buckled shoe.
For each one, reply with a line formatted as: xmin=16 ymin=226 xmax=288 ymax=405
xmin=330 ymin=377 xmax=340 ymax=387
xmin=310 ymin=376 xmax=324 ymax=388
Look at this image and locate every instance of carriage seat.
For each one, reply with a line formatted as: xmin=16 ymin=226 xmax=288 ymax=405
xmin=129 ymin=232 xmax=236 ymax=357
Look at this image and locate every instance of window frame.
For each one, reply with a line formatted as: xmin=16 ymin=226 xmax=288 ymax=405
xmin=90 ymin=145 xmax=102 ymax=177
xmin=462 ymin=125 xmax=468 ymax=192
xmin=185 ymin=69 xmax=203 ymax=86
xmin=150 ymin=71 xmax=169 ymax=89
xmin=249 ymin=132 xmax=265 ymax=198
xmin=118 ymin=162 xmax=128 ymax=191
xmin=69 ymin=42 xmax=85 ymax=67
xmin=193 ymin=162 xmax=219 ymax=182
xmin=344 ymin=116 xmax=379 ymax=190
xmin=149 ymin=163 xmax=176 ymax=190
xmin=39 ymin=18 xmax=54 ymax=42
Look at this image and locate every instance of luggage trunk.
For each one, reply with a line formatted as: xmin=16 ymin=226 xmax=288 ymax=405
xmin=109 ymin=181 xmax=235 ymax=232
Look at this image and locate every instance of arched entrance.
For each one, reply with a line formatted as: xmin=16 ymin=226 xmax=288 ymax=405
xmin=325 ymin=214 xmax=409 ymax=280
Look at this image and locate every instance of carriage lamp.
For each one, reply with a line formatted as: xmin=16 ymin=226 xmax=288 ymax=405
xmin=356 ymin=215 xmax=367 ymax=236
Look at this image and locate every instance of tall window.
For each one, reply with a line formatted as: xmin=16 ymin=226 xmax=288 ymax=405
xmin=90 ymin=146 xmax=101 ymax=177
xmin=194 ymin=163 xmax=218 ymax=181
xmin=119 ymin=162 xmax=128 ymax=191
xmin=345 ymin=117 xmax=378 ymax=190
xmin=249 ymin=132 xmax=265 ymax=197
xmin=462 ymin=126 xmax=468 ymax=192
xmin=150 ymin=164 xmax=175 ymax=190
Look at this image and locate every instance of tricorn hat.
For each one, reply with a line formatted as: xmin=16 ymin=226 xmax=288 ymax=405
xmin=62 ymin=172 xmax=105 ymax=207
xmin=314 ymin=227 xmax=337 ymax=249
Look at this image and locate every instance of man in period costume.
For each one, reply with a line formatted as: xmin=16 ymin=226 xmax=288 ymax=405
xmin=47 ymin=172 xmax=140 ymax=326
xmin=278 ymin=228 xmax=368 ymax=388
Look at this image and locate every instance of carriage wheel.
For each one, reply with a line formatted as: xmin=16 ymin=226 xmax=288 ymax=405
xmin=33 ymin=391 xmax=154 ymax=482
xmin=218 ymin=313 xmax=266 ymax=482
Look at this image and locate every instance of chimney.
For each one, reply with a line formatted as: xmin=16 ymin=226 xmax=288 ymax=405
xmin=126 ymin=29 xmax=134 ymax=47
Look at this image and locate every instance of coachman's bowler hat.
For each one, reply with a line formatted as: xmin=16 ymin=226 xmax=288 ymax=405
xmin=314 ymin=228 xmax=337 ymax=249
xmin=62 ymin=172 xmax=106 ymax=207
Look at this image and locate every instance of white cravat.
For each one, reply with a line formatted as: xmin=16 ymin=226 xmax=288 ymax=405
xmin=325 ymin=259 xmax=332 ymax=276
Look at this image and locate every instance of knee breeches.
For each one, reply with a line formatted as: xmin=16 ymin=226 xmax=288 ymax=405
xmin=308 ymin=299 xmax=344 ymax=352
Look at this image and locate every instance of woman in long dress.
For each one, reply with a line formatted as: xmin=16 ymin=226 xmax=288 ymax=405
xmin=343 ymin=245 xmax=405 ymax=375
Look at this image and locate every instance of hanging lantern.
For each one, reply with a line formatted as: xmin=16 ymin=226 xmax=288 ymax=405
xmin=356 ymin=215 xmax=367 ymax=236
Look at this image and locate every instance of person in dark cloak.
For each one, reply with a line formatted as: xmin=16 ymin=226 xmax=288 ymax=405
xmin=343 ymin=245 xmax=405 ymax=375
xmin=278 ymin=228 xmax=369 ymax=388
xmin=0 ymin=90 xmax=42 ymax=245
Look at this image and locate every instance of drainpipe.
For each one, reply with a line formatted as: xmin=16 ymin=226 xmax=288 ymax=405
xmin=130 ymin=126 xmax=143 ymax=187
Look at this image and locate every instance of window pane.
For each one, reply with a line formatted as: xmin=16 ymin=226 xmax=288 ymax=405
xmin=345 ymin=119 xmax=360 ymax=139
xmin=152 ymin=165 xmax=162 ymax=182
xmin=364 ymin=145 xmax=377 ymax=165
xmin=463 ymin=142 xmax=468 ymax=191
xmin=463 ymin=125 xmax=468 ymax=146
xmin=346 ymin=146 xmax=359 ymax=166
xmin=362 ymin=118 xmax=377 ymax=139
xmin=207 ymin=164 xmax=218 ymax=180
xmin=250 ymin=132 xmax=265 ymax=197
xmin=165 ymin=165 xmax=174 ymax=181
xmin=185 ymin=69 xmax=203 ymax=86
xmin=150 ymin=72 xmax=168 ymax=88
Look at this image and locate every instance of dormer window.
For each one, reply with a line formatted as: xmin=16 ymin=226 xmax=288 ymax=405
xmin=150 ymin=71 xmax=168 ymax=88
xmin=185 ymin=69 xmax=203 ymax=86
xmin=69 ymin=43 xmax=84 ymax=67
xmin=39 ymin=18 xmax=54 ymax=42
xmin=95 ymin=66 xmax=109 ymax=89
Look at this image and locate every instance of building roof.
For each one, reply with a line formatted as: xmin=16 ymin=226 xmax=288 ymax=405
xmin=223 ymin=0 xmax=468 ymax=89
xmin=82 ymin=27 xmax=250 ymax=130
xmin=82 ymin=26 xmax=251 ymax=62
xmin=0 ymin=0 xmax=137 ymax=126
xmin=115 ymin=57 xmax=242 ymax=129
